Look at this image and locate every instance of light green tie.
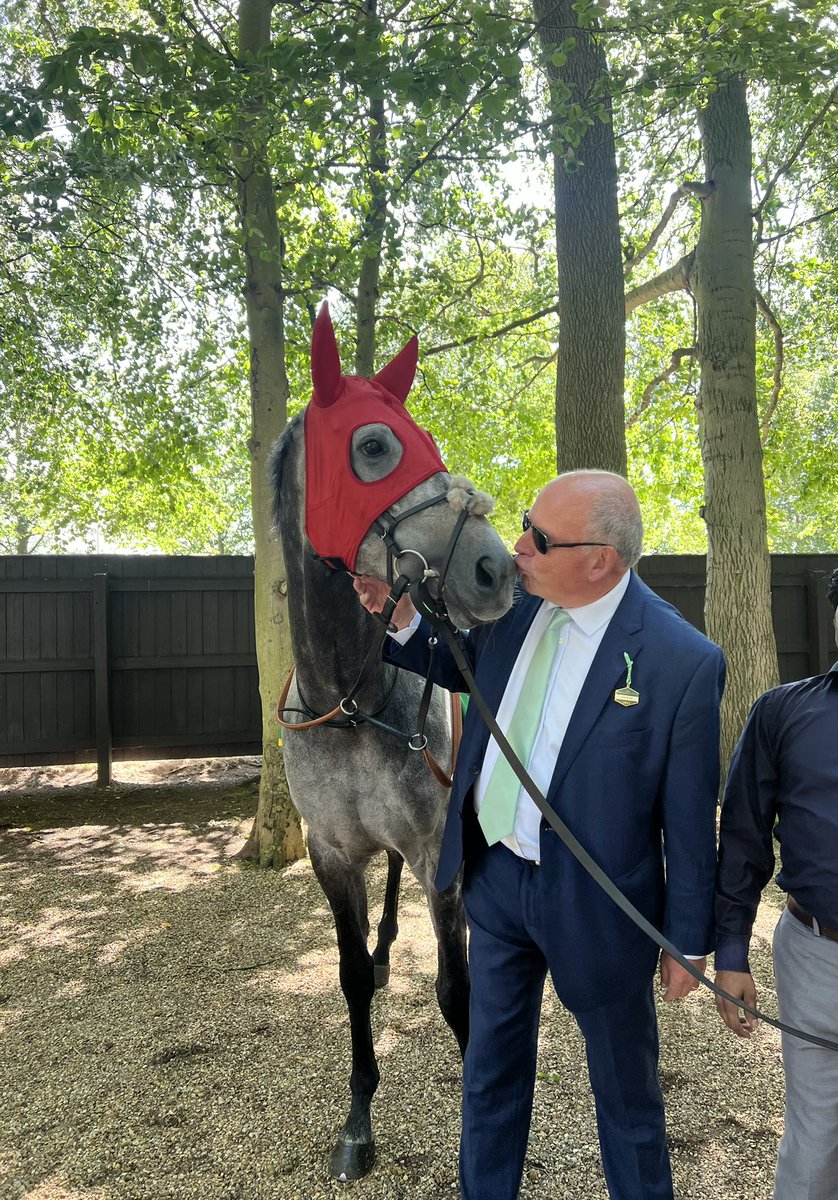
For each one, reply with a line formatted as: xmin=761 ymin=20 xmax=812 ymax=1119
xmin=478 ymin=607 xmax=571 ymax=846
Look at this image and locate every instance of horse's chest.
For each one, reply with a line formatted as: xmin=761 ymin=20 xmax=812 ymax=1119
xmin=283 ymin=727 xmax=445 ymax=852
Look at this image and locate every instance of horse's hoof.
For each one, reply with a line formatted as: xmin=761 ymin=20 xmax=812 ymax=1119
xmin=331 ymin=1138 xmax=375 ymax=1181
xmin=373 ymin=963 xmax=390 ymax=989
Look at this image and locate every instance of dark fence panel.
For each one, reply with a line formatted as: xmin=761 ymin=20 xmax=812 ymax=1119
xmin=1 ymin=553 xmax=836 ymax=780
xmin=0 ymin=556 xmax=261 ymax=779
xmin=638 ymin=554 xmax=838 ymax=682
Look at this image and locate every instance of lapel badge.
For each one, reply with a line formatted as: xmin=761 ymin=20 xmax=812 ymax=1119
xmin=614 ymin=652 xmax=640 ymax=707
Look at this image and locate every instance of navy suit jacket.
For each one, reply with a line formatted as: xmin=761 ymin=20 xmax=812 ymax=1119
xmin=385 ymin=571 xmax=726 ymax=1011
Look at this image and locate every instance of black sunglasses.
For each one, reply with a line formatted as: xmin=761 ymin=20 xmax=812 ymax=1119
xmin=522 ymin=511 xmax=610 ymax=556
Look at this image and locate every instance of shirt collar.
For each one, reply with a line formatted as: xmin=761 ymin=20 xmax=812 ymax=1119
xmin=546 ymin=570 xmax=631 ymax=637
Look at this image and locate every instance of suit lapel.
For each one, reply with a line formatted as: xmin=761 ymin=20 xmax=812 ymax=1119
xmin=548 ymin=573 xmax=646 ymax=794
xmin=487 ymin=592 xmax=541 ymax=688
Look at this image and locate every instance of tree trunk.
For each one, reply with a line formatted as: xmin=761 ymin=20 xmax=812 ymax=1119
xmin=532 ymin=0 xmax=626 ymax=475
xmin=234 ymin=0 xmax=304 ymax=866
xmin=15 ymin=514 xmax=31 ymax=555
xmin=354 ymin=0 xmax=387 ymax=376
xmin=692 ymin=76 xmax=779 ymax=768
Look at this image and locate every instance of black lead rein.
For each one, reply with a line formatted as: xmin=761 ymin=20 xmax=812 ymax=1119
xmin=409 ymin=584 xmax=838 ymax=1054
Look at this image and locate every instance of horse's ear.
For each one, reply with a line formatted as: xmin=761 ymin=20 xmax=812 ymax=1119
xmin=373 ymin=335 xmax=418 ymax=405
xmin=311 ymin=301 xmax=343 ymax=408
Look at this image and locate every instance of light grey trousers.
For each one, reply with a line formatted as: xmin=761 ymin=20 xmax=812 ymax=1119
xmin=773 ymin=905 xmax=838 ymax=1200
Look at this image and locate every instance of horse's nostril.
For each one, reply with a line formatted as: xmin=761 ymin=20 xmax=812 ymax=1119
xmin=475 ymin=557 xmax=496 ymax=591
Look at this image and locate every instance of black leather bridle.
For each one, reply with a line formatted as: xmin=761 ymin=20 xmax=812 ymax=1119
xmin=277 ymin=487 xmax=472 ymax=774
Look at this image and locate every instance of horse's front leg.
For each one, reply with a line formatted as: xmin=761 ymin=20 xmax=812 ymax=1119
xmin=423 ymin=870 xmax=470 ymax=1057
xmin=372 ymin=848 xmax=403 ymax=988
xmin=309 ymin=839 xmax=379 ymax=1182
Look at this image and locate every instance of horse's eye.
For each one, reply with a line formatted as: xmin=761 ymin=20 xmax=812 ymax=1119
xmin=361 ymin=438 xmax=385 ymax=457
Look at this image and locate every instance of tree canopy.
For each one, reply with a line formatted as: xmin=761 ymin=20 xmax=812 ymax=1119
xmin=1 ymin=0 xmax=835 ymax=554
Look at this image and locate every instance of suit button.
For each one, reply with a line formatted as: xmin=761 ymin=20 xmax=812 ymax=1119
xmin=470 ymin=763 xmax=480 ymax=776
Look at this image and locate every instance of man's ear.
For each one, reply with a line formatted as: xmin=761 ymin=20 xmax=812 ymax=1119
xmin=588 ymin=545 xmax=619 ymax=581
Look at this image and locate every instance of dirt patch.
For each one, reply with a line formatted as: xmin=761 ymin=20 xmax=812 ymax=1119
xmin=0 ymin=759 xmax=786 ymax=1200
xmin=0 ymin=757 xmax=262 ymax=831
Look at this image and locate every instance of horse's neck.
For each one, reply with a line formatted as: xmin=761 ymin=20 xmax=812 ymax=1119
xmin=278 ymin=424 xmax=395 ymax=713
xmin=285 ymin=552 xmax=393 ymax=715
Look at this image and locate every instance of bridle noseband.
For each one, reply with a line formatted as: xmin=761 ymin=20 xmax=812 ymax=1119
xmin=372 ymin=485 xmax=472 ymax=600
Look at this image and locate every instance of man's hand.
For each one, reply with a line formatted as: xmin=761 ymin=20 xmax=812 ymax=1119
xmin=714 ymin=969 xmax=758 ymax=1037
xmin=352 ymin=575 xmax=417 ymax=631
xmin=659 ymin=952 xmax=704 ymax=1001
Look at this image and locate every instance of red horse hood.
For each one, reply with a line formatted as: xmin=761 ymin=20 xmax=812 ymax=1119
xmin=304 ymin=305 xmax=447 ymax=571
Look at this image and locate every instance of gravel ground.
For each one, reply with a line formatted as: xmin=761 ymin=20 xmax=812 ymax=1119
xmin=0 ymin=762 xmax=786 ymax=1200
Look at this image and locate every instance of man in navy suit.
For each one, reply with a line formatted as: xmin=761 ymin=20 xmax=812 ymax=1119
xmin=355 ymin=470 xmax=726 ymax=1199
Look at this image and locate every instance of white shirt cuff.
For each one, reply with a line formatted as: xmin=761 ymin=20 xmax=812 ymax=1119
xmin=387 ymin=611 xmax=422 ymax=644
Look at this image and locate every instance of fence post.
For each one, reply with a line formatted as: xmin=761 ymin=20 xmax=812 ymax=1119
xmin=807 ymin=568 xmax=831 ymax=676
xmin=93 ymin=572 xmax=112 ymax=786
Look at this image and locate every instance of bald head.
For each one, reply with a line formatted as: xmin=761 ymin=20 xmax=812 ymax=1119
xmin=514 ymin=470 xmax=643 ymax=607
xmin=547 ymin=471 xmax=644 ymax=569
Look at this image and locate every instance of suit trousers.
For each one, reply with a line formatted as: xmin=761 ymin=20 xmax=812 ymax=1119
xmin=773 ymin=906 xmax=838 ymax=1200
xmin=460 ymin=840 xmax=673 ymax=1200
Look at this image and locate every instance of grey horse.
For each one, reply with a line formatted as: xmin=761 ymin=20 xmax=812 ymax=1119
xmin=269 ymin=305 xmax=515 ymax=1181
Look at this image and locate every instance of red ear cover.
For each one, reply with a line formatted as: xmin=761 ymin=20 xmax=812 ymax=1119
xmin=372 ymin=336 xmax=419 ymax=404
xmin=304 ymin=306 xmax=445 ymax=570
xmin=311 ymin=302 xmax=343 ymax=408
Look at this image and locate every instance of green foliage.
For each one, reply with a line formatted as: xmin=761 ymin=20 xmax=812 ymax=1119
xmin=387 ymin=231 xmax=560 ymax=547
xmin=609 ymin=3 xmax=837 ymax=551
xmin=0 ymin=75 xmax=252 ymax=551
xmin=761 ymin=257 xmax=838 ymax=551
xmin=0 ymin=0 xmax=835 ymax=556
xmin=624 ymin=298 xmax=707 ymax=552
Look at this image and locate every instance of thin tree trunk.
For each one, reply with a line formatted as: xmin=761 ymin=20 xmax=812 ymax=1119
xmin=693 ymin=75 xmax=779 ymax=768
xmin=15 ymin=514 xmax=30 ymax=555
xmin=354 ymin=0 xmax=387 ymax=376
xmin=234 ymin=0 xmax=304 ymax=866
xmin=533 ymin=0 xmax=626 ymax=475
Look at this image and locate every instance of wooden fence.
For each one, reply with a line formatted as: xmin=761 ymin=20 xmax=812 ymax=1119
xmin=1 ymin=552 xmax=836 ymax=784
xmin=0 ymin=556 xmax=260 ymax=782
xmin=638 ymin=554 xmax=838 ymax=684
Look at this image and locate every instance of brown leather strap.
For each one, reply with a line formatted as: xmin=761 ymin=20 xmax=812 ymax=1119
xmin=275 ymin=667 xmax=343 ymax=730
xmin=417 ymin=686 xmax=463 ymax=787
xmin=423 ymin=747 xmax=452 ymax=788
xmin=451 ymin=690 xmax=463 ymax=774
xmin=276 ymin=669 xmax=461 ymax=792
xmin=421 ymin=689 xmax=463 ymax=790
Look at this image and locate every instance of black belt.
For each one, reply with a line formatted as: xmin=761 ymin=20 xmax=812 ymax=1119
xmin=787 ymin=895 xmax=838 ymax=943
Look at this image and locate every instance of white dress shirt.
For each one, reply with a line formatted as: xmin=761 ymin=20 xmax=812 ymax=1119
xmin=475 ymin=573 xmax=631 ymax=861
xmin=391 ymin=573 xmax=630 ymax=859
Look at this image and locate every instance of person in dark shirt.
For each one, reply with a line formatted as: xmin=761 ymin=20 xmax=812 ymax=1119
xmin=714 ymin=567 xmax=838 ymax=1200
